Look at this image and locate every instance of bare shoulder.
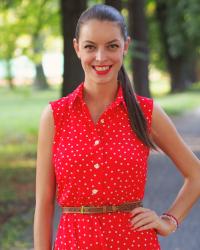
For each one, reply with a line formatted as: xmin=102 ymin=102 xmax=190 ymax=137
xmin=152 ymin=102 xmax=171 ymax=122
xmin=151 ymin=102 xmax=175 ymax=135
xmin=40 ymin=104 xmax=53 ymax=123
xmin=151 ymin=102 xmax=180 ymax=151
xmin=38 ymin=104 xmax=54 ymax=141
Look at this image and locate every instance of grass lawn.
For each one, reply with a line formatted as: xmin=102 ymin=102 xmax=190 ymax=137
xmin=0 ymin=82 xmax=200 ymax=248
xmin=0 ymin=85 xmax=60 ymax=249
xmin=155 ymin=84 xmax=200 ymax=115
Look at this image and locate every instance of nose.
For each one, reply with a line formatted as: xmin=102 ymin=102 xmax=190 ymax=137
xmin=95 ymin=48 xmax=107 ymax=62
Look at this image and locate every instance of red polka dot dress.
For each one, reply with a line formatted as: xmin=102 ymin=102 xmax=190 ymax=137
xmin=50 ymin=82 xmax=161 ymax=250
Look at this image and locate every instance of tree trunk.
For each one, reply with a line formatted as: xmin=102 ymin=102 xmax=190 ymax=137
xmin=105 ymin=0 xmax=122 ymax=11
xmin=60 ymin=0 xmax=86 ymax=97
xmin=32 ymin=33 xmax=49 ymax=90
xmin=33 ymin=63 xmax=49 ymax=90
xmin=184 ymin=55 xmax=198 ymax=84
xmin=155 ymin=1 xmax=197 ymax=92
xmin=167 ymin=57 xmax=190 ymax=92
xmin=5 ymin=59 xmax=14 ymax=89
xmin=128 ymin=0 xmax=151 ymax=97
xmin=196 ymin=58 xmax=200 ymax=82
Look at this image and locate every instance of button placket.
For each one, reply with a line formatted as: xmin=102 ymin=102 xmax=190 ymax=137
xmin=91 ymin=123 xmax=104 ymax=197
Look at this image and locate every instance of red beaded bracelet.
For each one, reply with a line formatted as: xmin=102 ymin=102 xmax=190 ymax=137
xmin=161 ymin=213 xmax=179 ymax=232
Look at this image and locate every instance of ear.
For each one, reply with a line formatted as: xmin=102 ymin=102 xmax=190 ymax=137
xmin=123 ymin=36 xmax=131 ymax=56
xmin=73 ymin=38 xmax=80 ymax=59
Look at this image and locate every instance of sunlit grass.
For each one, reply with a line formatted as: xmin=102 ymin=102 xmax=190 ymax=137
xmin=150 ymin=79 xmax=170 ymax=96
xmin=154 ymin=82 xmax=200 ymax=115
xmin=0 ymin=84 xmax=60 ymax=141
xmin=149 ymin=67 xmax=170 ymax=96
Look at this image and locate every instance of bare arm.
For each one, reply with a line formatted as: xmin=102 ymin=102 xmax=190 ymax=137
xmin=34 ymin=104 xmax=56 ymax=250
xmin=130 ymin=103 xmax=200 ymax=236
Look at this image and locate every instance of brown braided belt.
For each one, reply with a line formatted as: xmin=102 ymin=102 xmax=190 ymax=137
xmin=62 ymin=200 xmax=143 ymax=214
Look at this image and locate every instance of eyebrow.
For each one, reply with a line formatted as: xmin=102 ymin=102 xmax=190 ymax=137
xmin=83 ymin=39 xmax=120 ymax=44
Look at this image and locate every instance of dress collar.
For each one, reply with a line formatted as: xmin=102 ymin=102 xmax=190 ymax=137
xmin=68 ymin=82 xmax=127 ymax=112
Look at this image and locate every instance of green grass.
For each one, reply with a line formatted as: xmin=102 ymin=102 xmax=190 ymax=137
xmin=0 ymin=85 xmax=60 ymax=248
xmin=0 ymin=208 xmax=34 ymax=250
xmin=0 ymin=85 xmax=60 ymax=141
xmin=154 ymin=83 xmax=200 ymax=115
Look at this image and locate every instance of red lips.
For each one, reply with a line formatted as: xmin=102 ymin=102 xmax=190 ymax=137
xmin=92 ymin=65 xmax=112 ymax=75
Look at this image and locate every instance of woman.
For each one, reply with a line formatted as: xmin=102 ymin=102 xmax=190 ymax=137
xmin=34 ymin=4 xmax=200 ymax=250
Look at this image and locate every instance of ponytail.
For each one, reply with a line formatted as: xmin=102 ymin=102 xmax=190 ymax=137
xmin=118 ymin=65 xmax=156 ymax=149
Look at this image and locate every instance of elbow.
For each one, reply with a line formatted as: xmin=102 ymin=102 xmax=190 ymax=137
xmin=184 ymin=174 xmax=200 ymax=198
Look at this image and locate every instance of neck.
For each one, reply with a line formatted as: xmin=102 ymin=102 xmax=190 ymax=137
xmin=83 ymin=81 xmax=119 ymax=106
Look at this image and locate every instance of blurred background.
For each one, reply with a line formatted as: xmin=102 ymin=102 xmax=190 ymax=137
xmin=0 ymin=0 xmax=200 ymax=249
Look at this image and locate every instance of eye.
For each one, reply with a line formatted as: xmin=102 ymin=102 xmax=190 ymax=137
xmin=108 ymin=44 xmax=119 ymax=50
xmin=84 ymin=45 xmax=95 ymax=51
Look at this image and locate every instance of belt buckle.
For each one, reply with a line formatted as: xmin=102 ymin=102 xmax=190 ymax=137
xmin=81 ymin=206 xmax=85 ymax=214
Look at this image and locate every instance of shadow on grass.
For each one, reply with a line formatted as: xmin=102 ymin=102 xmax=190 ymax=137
xmin=0 ymin=164 xmax=35 ymax=249
xmin=0 ymin=166 xmax=35 ymax=225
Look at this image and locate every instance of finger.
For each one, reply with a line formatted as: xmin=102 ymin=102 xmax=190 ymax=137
xmin=132 ymin=216 xmax=154 ymax=230
xmin=130 ymin=210 xmax=152 ymax=223
xmin=131 ymin=212 xmax=153 ymax=226
xmin=130 ymin=207 xmax=150 ymax=217
xmin=135 ymin=222 xmax=156 ymax=231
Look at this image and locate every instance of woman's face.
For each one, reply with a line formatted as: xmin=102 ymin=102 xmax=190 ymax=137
xmin=73 ymin=19 xmax=130 ymax=86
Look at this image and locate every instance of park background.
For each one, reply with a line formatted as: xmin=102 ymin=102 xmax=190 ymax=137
xmin=0 ymin=0 xmax=200 ymax=249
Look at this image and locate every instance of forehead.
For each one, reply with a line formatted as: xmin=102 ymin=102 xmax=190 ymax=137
xmin=79 ymin=19 xmax=123 ymax=42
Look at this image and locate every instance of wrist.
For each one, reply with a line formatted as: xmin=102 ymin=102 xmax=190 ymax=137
xmin=160 ymin=213 xmax=179 ymax=233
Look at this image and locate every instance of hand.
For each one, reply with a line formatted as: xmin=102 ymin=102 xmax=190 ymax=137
xmin=129 ymin=207 xmax=176 ymax=237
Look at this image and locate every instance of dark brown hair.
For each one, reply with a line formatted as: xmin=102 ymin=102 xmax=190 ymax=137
xmin=75 ymin=4 xmax=155 ymax=149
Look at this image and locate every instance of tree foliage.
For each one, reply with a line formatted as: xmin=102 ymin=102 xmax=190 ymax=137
xmin=162 ymin=0 xmax=200 ymax=58
xmin=0 ymin=0 xmax=60 ymax=88
xmin=1 ymin=0 xmax=200 ymax=92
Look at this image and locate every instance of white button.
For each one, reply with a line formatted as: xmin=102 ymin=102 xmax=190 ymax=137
xmin=94 ymin=140 xmax=100 ymax=146
xmin=100 ymin=119 xmax=104 ymax=124
xmin=92 ymin=189 xmax=98 ymax=195
xmin=94 ymin=163 xmax=100 ymax=169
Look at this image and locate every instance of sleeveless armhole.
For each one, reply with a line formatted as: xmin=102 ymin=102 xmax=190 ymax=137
xmin=136 ymin=95 xmax=154 ymax=135
xmin=49 ymin=101 xmax=58 ymax=143
xmin=49 ymin=97 xmax=68 ymax=157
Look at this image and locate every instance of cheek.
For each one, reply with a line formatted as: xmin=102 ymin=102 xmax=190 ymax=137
xmin=112 ymin=50 xmax=124 ymax=62
xmin=112 ymin=54 xmax=124 ymax=67
xmin=80 ymin=54 xmax=94 ymax=68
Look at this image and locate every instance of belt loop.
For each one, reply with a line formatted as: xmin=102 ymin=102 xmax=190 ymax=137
xmin=112 ymin=205 xmax=117 ymax=212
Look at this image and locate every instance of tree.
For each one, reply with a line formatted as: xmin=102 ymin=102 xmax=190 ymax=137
xmin=128 ymin=0 xmax=151 ymax=97
xmin=155 ymin=0 xmax=200 ymax=92
xmin=105 ymin=0 xmax=122 ymax=10
xmin=0 ymin=1 xmax=21 ymax=88
xmin=60 ymin=0 xmax=86 ymax=97
xmin=20 ymin=0 xmax=60 ymax=90
xmin=0 ymin=0 xmax=60 ymax=89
